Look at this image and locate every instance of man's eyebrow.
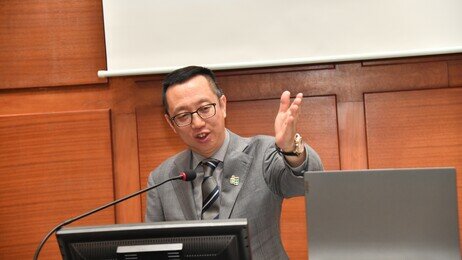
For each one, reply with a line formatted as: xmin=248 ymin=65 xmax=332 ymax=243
xmin=171 ymin=98 xmax=213 ymax=115
xmin=171 ymin=105 xmax=188 ymax=115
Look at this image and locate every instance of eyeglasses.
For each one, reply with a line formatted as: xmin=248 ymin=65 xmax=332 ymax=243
xmin=170 ymin=103 xmax=217 ymax=127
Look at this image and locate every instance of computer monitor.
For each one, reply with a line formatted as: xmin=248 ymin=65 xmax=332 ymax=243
xmin=56 ymin=218 xmax=251 ymax=260
xmin=304 ymin=167 xmax=460 ymax=260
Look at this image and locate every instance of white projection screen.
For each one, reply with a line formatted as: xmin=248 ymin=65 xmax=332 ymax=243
xmin=98 ymin=0 xmax=462 ymax=77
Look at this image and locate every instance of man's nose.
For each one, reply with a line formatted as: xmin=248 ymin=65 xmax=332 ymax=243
xmin=190 ymin=113 xmax=205 ymax=128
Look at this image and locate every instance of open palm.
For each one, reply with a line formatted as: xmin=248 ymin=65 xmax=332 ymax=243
xmin=274 ymin=91 xmax=303 ymax=151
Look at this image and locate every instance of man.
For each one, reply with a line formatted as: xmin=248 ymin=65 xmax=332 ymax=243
xmin=146 ymin=66 xmax=323 ymax=259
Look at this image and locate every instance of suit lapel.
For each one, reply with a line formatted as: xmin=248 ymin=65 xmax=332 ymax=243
xmin=171 ymin=150 xmax=198 ymax=220
xmin=220 ymin=132 xmax=252 ymax=218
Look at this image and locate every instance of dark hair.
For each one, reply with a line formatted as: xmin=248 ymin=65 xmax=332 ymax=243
xmin=162 ymin=66 xmax=224 ymax=114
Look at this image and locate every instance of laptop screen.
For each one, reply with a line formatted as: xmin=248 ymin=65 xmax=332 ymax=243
xmin=304 ymin=167 xmax=460 ymax=260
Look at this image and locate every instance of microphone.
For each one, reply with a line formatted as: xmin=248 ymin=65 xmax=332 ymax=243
xmin=179 ymin=170 xmax=196 ymax=181
xmin=33 ymin=170 xmax=196 ymax=260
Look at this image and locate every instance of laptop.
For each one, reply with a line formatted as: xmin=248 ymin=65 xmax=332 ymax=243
xmin=304 ymin=167 xmax=460 ymax=260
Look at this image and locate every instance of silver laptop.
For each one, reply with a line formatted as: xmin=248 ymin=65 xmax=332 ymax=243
xmin=304 ymin=168 xmax=460 ymax=260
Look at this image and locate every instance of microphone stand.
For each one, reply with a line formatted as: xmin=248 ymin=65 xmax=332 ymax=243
xmin=33 ymin=175 xmax=184 ymax=260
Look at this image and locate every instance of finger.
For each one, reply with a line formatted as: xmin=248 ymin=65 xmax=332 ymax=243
xmin=291 ymin=105 xmax=300 ymax=127
xmin=289 ymin=94 xmax=303 ymax=117
xmin=288 ymin=95 xmax=303 ymax=128
xmin=278 ymin=91 xmax=291 ymax=113
xmin=290 ymin=104 xmax=300 ymax=118
xmin=291 ymin=93 xmax=303 ymax=107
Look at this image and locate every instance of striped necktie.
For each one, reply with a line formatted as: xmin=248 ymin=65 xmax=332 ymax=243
xmin=201 ymin=159 xmax=220 ymax=220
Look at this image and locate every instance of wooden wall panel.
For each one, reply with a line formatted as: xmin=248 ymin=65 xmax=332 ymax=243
xmin=365 ymin=88 xmax=462 ymax=169
xmin=337 ymin=101 xmax=368 ymax=169
xmin=226 ymin=96 xmax=340 ymax=259
xmin=136 ymin=107 xmax=186 ymax=182
xmin=108 ymin=77 xmax=156 ymax=224
xmin=136 ymin=105 xmax=187 ymax=219
xmin=0 ymin=110 xmax=115 ymax=259
xmin=225 ymin=96 xmax=340 ymax=170
xmin=449 ymin=60 xmax=462 ymax=87
xmin=217 ymin=67 xmax=337 ymax=102
xmin=0 ymin=85 xmax=111 ymax=115
xmin=365 ymin=88 xmax=462 ymax=245
xmin=216 ymin=59 xmax=453 ymax=103
xmin=111 ymin=112 xmax=144 ymax=223
xmin=0 ymin=0 xmax=107 ymax=89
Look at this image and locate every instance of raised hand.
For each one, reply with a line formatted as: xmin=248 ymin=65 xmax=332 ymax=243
xmin=274 ymin=91 xmax=303 ymax=151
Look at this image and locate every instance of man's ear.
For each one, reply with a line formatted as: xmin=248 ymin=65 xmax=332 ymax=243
xmin=164 ymin=114 xmax=177 ymax=134
xmin=219 ymin=95 xmax=227 ymax=119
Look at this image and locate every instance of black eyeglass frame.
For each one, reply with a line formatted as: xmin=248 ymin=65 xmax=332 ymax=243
xmin=169 ymin=103 xmax=217 ymax=127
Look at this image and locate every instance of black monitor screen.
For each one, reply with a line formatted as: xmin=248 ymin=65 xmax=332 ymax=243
xmin=56 ymin=218 xmax=251 ymax=260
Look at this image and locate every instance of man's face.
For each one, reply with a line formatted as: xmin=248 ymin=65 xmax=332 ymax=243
xmin=164 ymin=75 xmax=227 ymax=158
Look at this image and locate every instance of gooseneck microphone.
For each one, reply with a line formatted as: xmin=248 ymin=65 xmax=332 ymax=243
xmin=33 ymin=170 xmax=196 ymax=260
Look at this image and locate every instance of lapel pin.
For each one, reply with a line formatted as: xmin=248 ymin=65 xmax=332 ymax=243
xmin=230 ymin=175 xmax=239 ymax=186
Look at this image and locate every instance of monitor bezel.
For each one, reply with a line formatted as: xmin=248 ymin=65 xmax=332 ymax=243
xmin=56 ymin=218 xmax=251 ymax=260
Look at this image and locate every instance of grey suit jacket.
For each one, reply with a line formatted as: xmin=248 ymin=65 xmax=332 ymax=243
xmin=146 ymin=131 xmax=323 ymax=259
